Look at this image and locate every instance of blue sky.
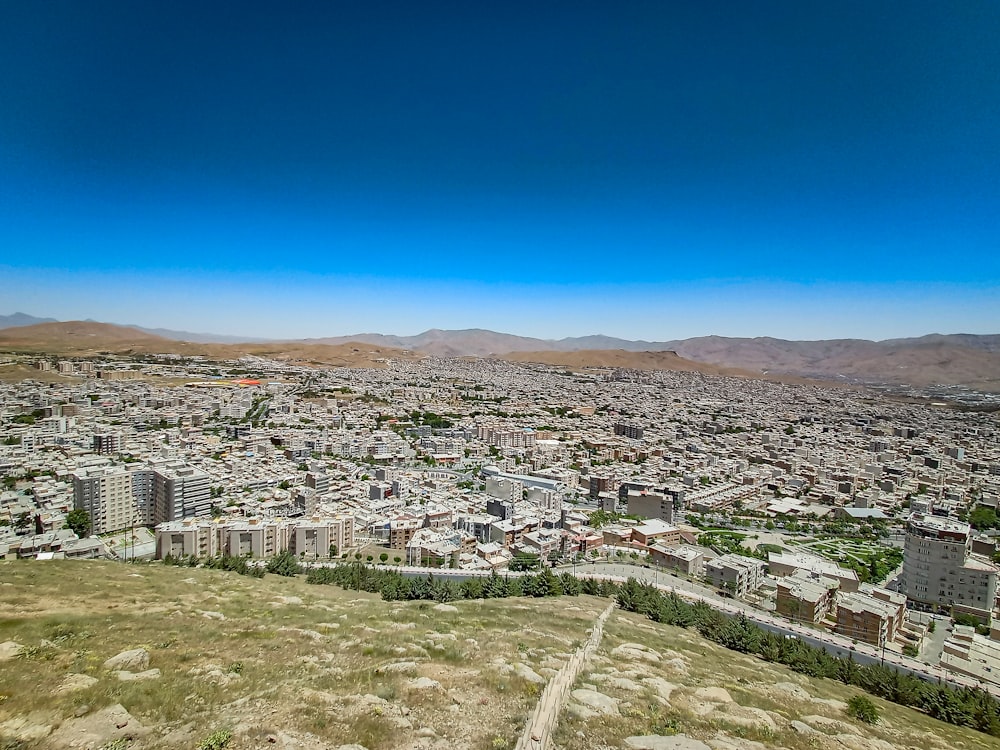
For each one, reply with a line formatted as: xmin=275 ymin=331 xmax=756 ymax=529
xmin=1 ymin=1 xmax=998 ymax=341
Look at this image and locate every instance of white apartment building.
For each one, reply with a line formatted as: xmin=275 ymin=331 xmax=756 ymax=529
xmin=155 ymin=516 xmax=354 ymax=560
xmin=901 ymin=513 xmax=998 ymax=621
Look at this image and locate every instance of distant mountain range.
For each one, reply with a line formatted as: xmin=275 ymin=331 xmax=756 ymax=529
xmin=0 ymin=312 xmax=58 ymax=329
xmin=2 ymin=314 xmax=999 ymax=391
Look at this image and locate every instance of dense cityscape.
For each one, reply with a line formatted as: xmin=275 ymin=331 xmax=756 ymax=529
xmin=3 ymin=348 xmax=1000 ymax=695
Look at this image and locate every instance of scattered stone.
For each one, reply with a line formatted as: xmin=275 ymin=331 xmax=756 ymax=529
xmin=611 ymin=642 xmax=663 ymax=663
xmin=115 ymin=668 xmax=161 ymax=682
xmin=433 ymin=603 xmax=458 ymax=613
xmin=608 ymin=676 xmax=644 ymax=691
xmin=772 ymin=682 xmax=811 ymax=701
xmin=160 ymin=722 xmax=198 ymax=746
xmin=624 ymin=735 xmax=711 ymax=750
xmin=181 ymin=577 xmax=198 ymax=584
xmin=56 ymin=673 xmax=99 ymax=693
xmin=0 ymin=641 xmax=23 ymax=660
xmin=0 ymin=713 xmax=56 ymax=742
xmin=382 ymin=661 xmax=418 ymax=673
xmin=715 ymin=705 xmax=776 ymax=733
xmin=74 ymin=705 xmax=90 ymax=718
xmin=514 ymin=663 xmax=546 ymax=684
xmin=426 ymin=632 xmax=457 ymax=641
xmin=278 ymin=627 xmax=324 ymax=640
xmin=836 ymin=735 xmax=896 ymax=750
xmin=643 ymin=677 xmax=678 ymax=703
xmin=790 ymin=720 xmax=817 ymax=734
xmin=566 ymin=703 xmax=599 ymax=719
xmin=707 ymin=732 xmax=769 ymax=750
xmin=663 ymin=658 xmax=689 ymax=674
xmin=335 ymin=745 xmax=371 ymax=750
xmin=415 ymin=727 xmax=438 ymax=738
xmin=694 ymin=687 xmax=733 ymax=704
xmin=409 ymin=677 xmax=441 ymax=690
xmin=102 ymin=648 xmax=149 ymax=672
xmin=200 ymin=610 xmax=226 ymax=620
xmin=570 ymin=689 xmax=619 ymax=715
xmin=801 ymin=715 xmax=854 ymax=735
xmin=278 ymin=595 xmax=304 ymax=605
xmin=811 ymin=697 xmax=848 ymax=711
xmin=46 ymin=703 xmax=149 ymax=749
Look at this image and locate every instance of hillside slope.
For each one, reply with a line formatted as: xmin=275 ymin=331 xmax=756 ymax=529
xmin=0 ymin=322 xmax=419 ymax=368
xmin=0 ymin=561 xmax=992 ymax=750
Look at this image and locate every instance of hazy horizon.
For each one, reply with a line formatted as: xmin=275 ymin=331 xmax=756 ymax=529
xmin=2 ymin=309 xmax=997 ymax=345
xmin=2 ymin=3 xmax=998 ymax=341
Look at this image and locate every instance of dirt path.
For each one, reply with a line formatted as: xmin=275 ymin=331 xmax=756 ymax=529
xmin=514 ymin=602 xmax=615 ymax=750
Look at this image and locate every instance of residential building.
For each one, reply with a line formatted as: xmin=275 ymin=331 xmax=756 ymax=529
xmin=705 ymin=554 xmax=766 ymax=598
xmin=625 ymin=489 xmax=674 ymax=523
xmin=775 ymin=570 xmax=838 ymax=624
xmin=72 ymin=466 xmax=135 ymax=534
xmin=901 ymin=514 xmax=998 ymax=621
xmin=649 ymin=543 xmax=704 ymax=576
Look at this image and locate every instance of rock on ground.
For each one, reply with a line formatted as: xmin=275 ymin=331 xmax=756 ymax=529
xmin=46 ymin=703 xmax=149 ymax=749
xmin=102 ymin=648 xmax=149 ymax=672
xmin=382 ymin=661 xmax=419 ymax=673
xmin=409 ymin=677 xmax=441 ymax=690
xmin=694 ymin=687 xmax=733 ymax=704
xmin=570 ymin=689 xmax=619 ymax=715
xmin=115 ymin=668 xmax=161 ymax=681
xmin=56 ymin=673 xmax=99 ymax=693
xmin=790 ymin=720 xmax=816 ymax=734
xmin=433 ymin=603 xmax=458 ymax=613
xmin=643 ymin=677 xmax=678 ymax=703
xmin=624 ymin=735 xmax=711 ymax=750
xmin=0 ymin=641 xmax=24 ymax=660
xmin=513 ymin=663 xmax=546 ymax=684
xmin=706 ymin=732 xmax=771 ymax=750
xmin=611 ymin=642 xmax=663 ymax=663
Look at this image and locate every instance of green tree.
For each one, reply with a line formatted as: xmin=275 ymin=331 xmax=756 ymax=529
xmin=846 ymin=695 xmax=879 ymax=724
xmin=65 ymin=508 xmax=91 ymax=537
xmin=265 ymin=550 xmax=301 ymax=577
xmin=14 ymin=511 xmax=32 ymax=533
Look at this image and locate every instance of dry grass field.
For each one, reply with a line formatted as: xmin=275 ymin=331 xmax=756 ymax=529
xmin=0 ymin=560 xmax=996 ymax=750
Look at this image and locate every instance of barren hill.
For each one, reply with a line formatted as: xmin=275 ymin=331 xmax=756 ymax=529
xmin=0 ymin=560 xmax=993 ymax=750
xmin=496 ymin=348 xmax=756 ymax=377
xmin=0 ymin=321 xmax=419 ymax=368
xmin=670 ymin=336 xmax=1000 ymax=391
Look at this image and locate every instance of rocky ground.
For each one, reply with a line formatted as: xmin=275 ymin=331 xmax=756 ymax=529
xmin=0 ymin=560 xmax=997 ymax=750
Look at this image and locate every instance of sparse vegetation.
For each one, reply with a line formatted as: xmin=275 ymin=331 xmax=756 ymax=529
xmin=847 ymin=694 xmax=880 ymax=724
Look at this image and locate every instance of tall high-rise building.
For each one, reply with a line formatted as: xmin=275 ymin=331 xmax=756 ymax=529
xmin=901 ymin=514 xmax=998 ymax=621
xmin=151 ymin=462 xmax=212 ymax=523
xmin=72 ymin=467 xmax=136 ymax=534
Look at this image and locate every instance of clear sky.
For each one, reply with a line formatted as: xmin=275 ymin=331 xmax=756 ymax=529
xmin=1 ymin=2 xmax=998 ymax=341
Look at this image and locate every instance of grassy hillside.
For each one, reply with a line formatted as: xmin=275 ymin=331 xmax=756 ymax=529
xmin=0 ymin=560 xmax=996 ymax=750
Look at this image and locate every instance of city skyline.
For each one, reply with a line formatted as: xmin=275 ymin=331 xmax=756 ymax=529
xmin=2 ymin=2 xmax=999 ymax=340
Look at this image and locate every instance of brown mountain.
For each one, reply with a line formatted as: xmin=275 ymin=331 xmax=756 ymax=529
xmin=496 ymin=349 xmax=760 ymax=378
xmin=669 ymin=336 xmax=1000 ymax=391
xmin=0 ymin=321 xmax=418 ymax=368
